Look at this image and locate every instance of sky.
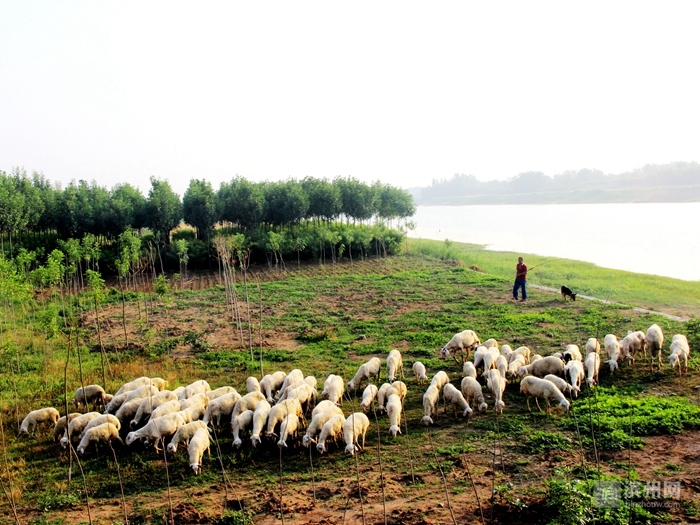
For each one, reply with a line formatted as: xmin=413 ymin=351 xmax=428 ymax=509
xmin=1 ymin=2 xmax=699 ymax=197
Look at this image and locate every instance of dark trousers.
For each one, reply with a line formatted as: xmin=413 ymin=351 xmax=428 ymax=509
xmin=513 ymin=279 xmax=527 ymax=300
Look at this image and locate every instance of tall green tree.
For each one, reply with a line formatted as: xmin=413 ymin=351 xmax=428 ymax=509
xmin=334 ymin=176 xmax=376 ymax=223
xmin=144 ymin=177 xmax=182 ymax=244
xmin=301 ymin=177 xmax=342 ymax=222
xmin=183 ymin=179 xmax=217 ymax=240
xmin=218 ymin=176 xmax=266 ymax=228
xmin=106 ymin=183 xmax=146 ymax=237
xmin=263 ymin=180 xmax=309 ymax=226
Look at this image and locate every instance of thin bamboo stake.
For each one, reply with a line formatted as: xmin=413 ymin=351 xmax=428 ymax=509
xmin=0 ymin=416 xmax=20 ymax=525
xmin=160 ymin=438 xmax=174 ymax=525
xmin=109 ymin=442 xmax=129 ymax=525
xmin=426 ymin=428 xmax=457 ymax=525
xmin=371 ymin=407 xmax=388 ymax=525
xmin=68 ymin=442 xmax=93 ymax=525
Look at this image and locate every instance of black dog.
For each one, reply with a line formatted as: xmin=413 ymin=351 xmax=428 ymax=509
xmin=561 ymin=286 xmax=577 ymax=301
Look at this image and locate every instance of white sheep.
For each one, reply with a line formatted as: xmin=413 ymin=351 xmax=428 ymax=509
xmin=178 ymin=380 xmax=211 ymax=400
xmin=517 ymin=356 xmax=565 ymax=378
xmin=347 ymin=357 xmax=381 ymax=391
xmin=246 ymin=376 xmax=261 ymax=394
xmin=60 ymin=412 xmax=101 ymax=447
xmin=483 ymin=338 xmax=499 ymax=349
xmin=316 ymin=413 xmax=345 ymax=454
xmin=303 ymin=404 xmax=344 ymax=447
xmin=172 ymin=386 xmax=185 ymax=398
xmin=376 ymin=383 xmax=392 ymax=413
xmin=76 ymin=423 xmax=123 ymax=455
xmin=131 ymin=391 xmax=179 ymax=429
xmin=563 ymin=360 xmax=585 ymax=397
xmin=543 ymin=374 xmax=576 ymax=396
xmin=584 ymin=352 xmax=601 ymax=386
xmin=500 ymin=344 xmax=513 ymax=359
xmin=304 ymin=376 xmax=318 ymax=390
xmin=312 ymin=400 xmax=339 ymax=418
xmin=278 ymin=383 xmax=316 ymax=414
xmin=277 ymin=413 xmax=300 ymax=449
xmin=386 ymin=381 xmax=407 ymax=402
xmin=473 ymin=346 xmax=487 ymax=372
xmin=440 ymin=329 xmax=480 ymax=363
xmin=179 ymin=393 xmax=209 ymax=412
xmin=321 ymin=374 xmax=344 ymax=405
xmin=507 ymin=354 xmax=527 ymax=379
xmin=646 ymin=324 xmax=664 ymax=371
xmin=126 ymin=412 xmax=186 ymax=451
xmin=343 ymin=412 xmax=370 ymax=455
xmin=203 ymin=392 xmax=243 ymax=427
xmin=188 ymin=427 xmax=211 ymax=475
xmin=114 ymin=399 xmax=144 ymax=428
xmin=520 ymin=376 xmax=570 ymax=414
xmin=412 ymin=361 xmax=428 ymax=385
xmin=421 ymin=385 xmax=440 ymax=426
xmin=531 ymin=354 xmax=543 ymax=362
xmin=669 ymin=334 xmax=690 ymax=375
xmin=585 ymin=338 xmax=601 ymax=355
xmin=462 ymin=362 xmax=477 ymax=378
xmin=486 ymin=369 xmax=506 ymax=414
xmin=124 ymin=385 xmax=159 ymax=404
xmin=276 ymin=369 xmax=304 ymax=401
xmin=73 ymin=384 xmax=107 ymax=410
xmin=386 ymin=393 xmax=402 ymax=437
xmin=206 ymin=386 xmax=238 ymax=401
xmin=604 ymin=334 xmax=621 ymax=374
xmin=443 ymin=383 xmax=473 ymax=418
xmin=509 ymin=346 xmax=531 ymax=365
xmin=250 ymin=400 xmax=272 ymax=447
xmin=386 ymin=349 xmax=404 ymax=383
xmin=480 ymin=347 xmax=501 ymax=378
xmin=104 ymin=393 xmax=128 ymax=414
xmin=149 ymin=400 xmax=182 ymax=421
xmin=265 ymin=398 xmax=303 ymax=439
xmin=54 ymin=413 xmax=81 ymax=442
xmin=167 ymin=420 xmax=208 ymax=454
xmin=20 ymin=407 xmax=60 ymax=435
xmin=562 ymin=344 xmax=582 ymax=363
xmin=430 ymin=371 xmax=450 ymax=391
xmin=360 ymin=384 xmax=379 ymax=413
xmin=627 ymin=331 xmax=647 ymax=359
xmin=460 ymin=377 xmax=488 ymax=412
xmin=114 ymin=376 xmax=151 ymax=396
xmin=81 ymin=414 xmax=121 ymax=439
xmin=260 ymin=371 xmax=287 ymax=403
xmin=232 ymin=410 xmax=255 ymax=448
xmin=496 ymin=355 xmax=508 ymax=379
xmin=231 ymin=391 xmax=264 ymax=419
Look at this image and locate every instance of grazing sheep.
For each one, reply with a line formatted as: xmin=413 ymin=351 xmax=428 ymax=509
xmin=520 ymin=376 xmax=570 ymax=414
xmin=509 ymin=346 xmax=531 ymax=365
xmin=440 ymin=329 xmax=480 ymax=363
xmin=312 ymin=400 xmax=339 ymax=418
xmin=126 ymin=413 xmax=186 ymax=451
xmin=277 ymin=413 xmax=300 ymax=449
xmin=430 ymin=371 xmax=450 ymax=391
xmin=463 ymin=362 xmax=477 ymax=378
xmin=178 ymin=380 xmax=211 ymax=400
xmin=114 ymin=377 xmax=151 ymax=396
xmin=412 ymin=361 xmax=428 ymax=385
xmin=376 ymin=383 xmax=393 ymax=413
xmin=231 ymin=391 xmax=265 ymax=419
xmin=179 ymin=393 xmax=209 ymax=412
xmin=105 ymin=393 xmax=128 ymax=415
xmin=473 ymin=346 xmax=487 ymax=372
xmin=167 ymin=421 xmax=208 ymax=454
xmin=347 ymin=357 xmax=381 ymax=391
xmin=206 ymin=386 xmax=238 ymax=401
xmin=149 ymin=400 xmax=182 ymax=421
xmin=61 ymin=412 xmax=101 ymax=446
xmin=276 ymin=369 xmax=305 ymax=401
xmin=386 ymin=349 xmax=404 ymax=383
xmin=604 ymin=334 xmax=621 ymax=374
xmin=316 ymin=413 xmax=345 ymax=454
xmin=322 ymin=374 xmax=344 ymax=405
xmin=486 ymin=369 xmax=506 ymax=414
xmin=182 ymin=403 xmax=207 ymax=424
xmin=114 ymin=399 xmax=144 ymax=428
xmin=54 ymin=413 xmax=81 ymax=442
xmin=562 ymin=345 xmax=582 ymax=363
xmin=646 ymin=324 xmax=664 ymax=371
xmin=507 ymin=354 xmax=527 ymax=379
xmin=250 ymin=400 xmax=272 ymax=447
xmin=131 ymin=391 xmax=179 ymax=429
xmin=303 ymin=404 xmax=344 ymax=447
xmin=543 ymin=374 xmax=576 ymax=396
xmin=20 ymin=407 xmax=60 ymax=436
xmin=496 ymin=355 xmax=508 ymax=379
xmin=563 ymin=360 xmax=585 ymax=397
xmin=584 ymin=352 xmax=601 ymax=386
xmin=360 ymin=384 xmax=379 ymax=413
xmin=124 ymin=385 xmax=159 ymax=404
xmin=460 ymin=377 xmax=488 ymax=412
xmin=669 ymin=334 xmax=690 ymax=375
xmin=265 ymin=398 xmax=303 ymax=439
xmin=500 ymin=344 xmax=513 ymax=359
xmin=480 ymin=347 xmax=501 ymax=378
xmin=386 ymin=393 xmax=403 ymax=437
xmin=260 ymin=371 xmax=287 ymax=403
xmin=531 ymin=354 xmax=543 ymax=362
xmin=585 ymin=338 xmax=601 ymax=355
xmin=232 ymin=410 xmax=255 ymax=448
xmin=188 ymin=427 xmax=211 ymax=475
xmin=386 ymin=381 xmax=408 ymax=402
xmin=172 ymin=386 xmax=185 ymax=398
xmin=203 ymin=392 xmax=243 ymax=427
xmin=343 ymin=412 xmax=370 ymax=455
xmin=76 ymin=423 xmax=123 ymax=455
xmin=483 ymin=338 xmax=499 ymax=349
xmin=517 ymin=356 xmax=565 ymax=378
xmin=246 ymin=377 xmax=261 ymax=394
xmin=73 ymin=385 xmax=107 ymax=410
xmin=627 ymin=331 xmax=647 ymax=359
xmin=81 ymin=414 xmax=121 ymax=439
xmin=443 ymin=384 xmax=473 ymax=418
xmin=421 ymin=385 xmax=440 ymax=425
xmin=304 ymin=376 xmax=318 ymax=391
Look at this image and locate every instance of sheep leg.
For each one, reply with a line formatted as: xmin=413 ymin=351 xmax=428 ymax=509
xmin=525 ymin=396 xmax=532 ymax=412
xmin=534 ymin=398 xmax=543 ymax=412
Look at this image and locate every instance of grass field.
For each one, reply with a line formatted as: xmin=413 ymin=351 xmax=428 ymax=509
xmin=1 ymin=250 xmax=699 ymax=525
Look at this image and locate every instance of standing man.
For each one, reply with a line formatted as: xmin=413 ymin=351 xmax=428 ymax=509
xmin=513 ymin=256 xmax=527 ymax=301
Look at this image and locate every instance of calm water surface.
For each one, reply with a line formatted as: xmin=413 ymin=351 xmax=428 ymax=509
xmin=409 ymin=203 xmax=700 ymax=281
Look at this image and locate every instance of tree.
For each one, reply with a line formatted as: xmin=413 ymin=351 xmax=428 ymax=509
xmin=301 ymin=177 xmax=342 ymax=222
xmin=218 ymin=176 xmax=266 ymax=228
xmin=374 ymin=182 xmax=416 ymax=221
xmin=334 ymin=177 xmax=376 ymax=223
xmin=144 ymin=177 xmax=182 ymax=244
xmin=263 ymin=180 xmax=309 ymax=226
xmin=183 ymin=179 xmax=217 ymax=240
xmin=106 ymin=183 xmax=146 ymax=237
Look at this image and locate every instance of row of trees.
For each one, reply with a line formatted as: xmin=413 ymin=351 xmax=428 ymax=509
xmin=0 ymin=169 xmax=415 ymax=252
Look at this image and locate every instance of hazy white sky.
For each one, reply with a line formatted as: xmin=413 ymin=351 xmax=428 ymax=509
xmin=1 ymin=2 xmax=699 ymax=197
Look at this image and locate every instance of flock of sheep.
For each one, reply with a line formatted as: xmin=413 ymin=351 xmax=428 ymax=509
xmin=18 ymin=322 xmax=690 ymax=476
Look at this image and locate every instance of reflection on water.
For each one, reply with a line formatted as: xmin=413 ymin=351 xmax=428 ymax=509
xmin=409 ymin=202 xmax=700 ymax=281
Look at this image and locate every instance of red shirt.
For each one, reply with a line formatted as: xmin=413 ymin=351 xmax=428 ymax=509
xmin=516 ymin=263 xmax=527 ymax=280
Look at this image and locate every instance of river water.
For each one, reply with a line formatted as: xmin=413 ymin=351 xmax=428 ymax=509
xmin=408 ymin=202 xmax=700 ymax=281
